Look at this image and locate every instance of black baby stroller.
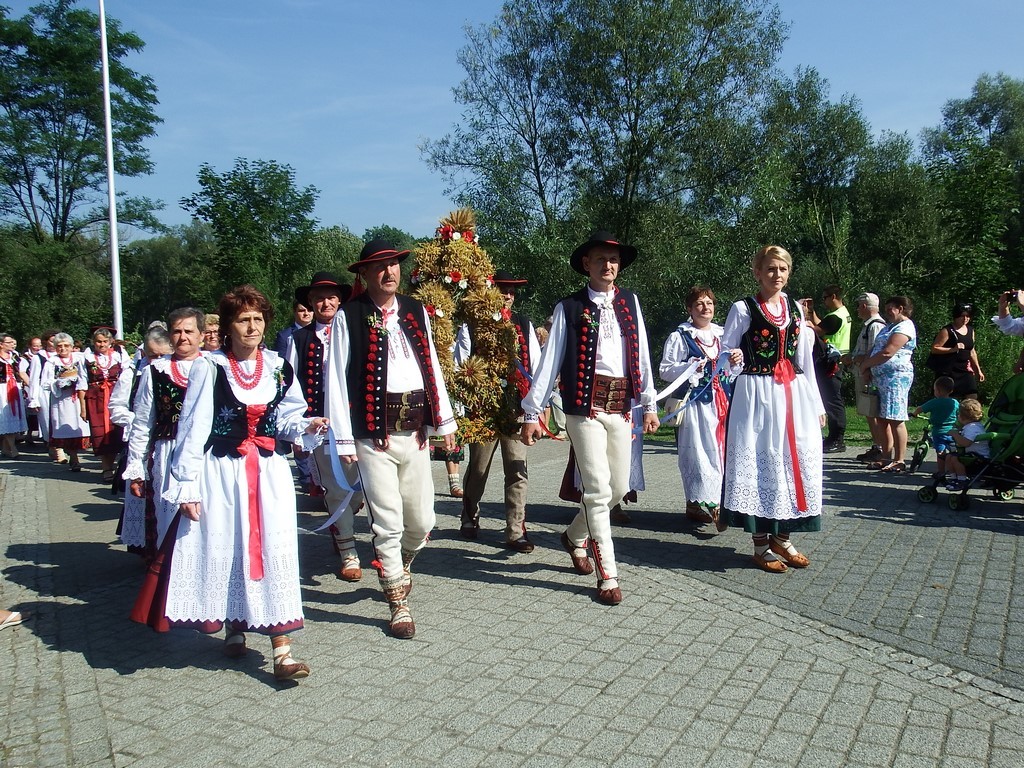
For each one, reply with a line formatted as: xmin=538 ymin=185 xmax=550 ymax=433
xmin=916 ymin=373 xmax=1024 ymax=510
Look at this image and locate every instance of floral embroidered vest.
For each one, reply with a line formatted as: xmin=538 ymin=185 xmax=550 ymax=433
xmin=739 ymin=296 xmax=803 ymax=376
xmin=150 ymin=367 xmax=187 ymax=442
xmin=205 ymin=359 xmax=292 ymax=457
xmin=557 ymin=286 xmax=643 ymax=417
xmin=341 ymin=293 xmax=444 ymax=441
xmin=676 ymin=328 xmax=734 ymax=403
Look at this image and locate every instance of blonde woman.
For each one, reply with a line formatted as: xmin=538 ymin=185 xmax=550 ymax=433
xmin=720 ymin=246 xmax=825 ymax=573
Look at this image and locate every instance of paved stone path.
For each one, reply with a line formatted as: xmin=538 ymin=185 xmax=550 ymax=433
xmin=3 ymin=437 xmax=1024 ymax=767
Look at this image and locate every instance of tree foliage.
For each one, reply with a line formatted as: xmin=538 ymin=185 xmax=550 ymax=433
xmin=179 ymin=158 xmax=320 ymax=317
xmin=0 ymin=0 xmax=161 ymax=242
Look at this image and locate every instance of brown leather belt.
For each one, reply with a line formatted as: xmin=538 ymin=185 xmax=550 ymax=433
xmin=385 ymin=390 xmax=426 ymax=432
xmin=592 ymin=374 xmax=630 ymax=414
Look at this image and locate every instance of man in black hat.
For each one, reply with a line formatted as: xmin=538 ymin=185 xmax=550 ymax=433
xmin=457 ymin=270 xmax=541 ymax=551
xmin=326 ymin=240 xmax=457 ymax=639
xmin=286 ymin=271 xmax=364 ymax=582
xmin=520 ymin=231 xmax=659 ymax=606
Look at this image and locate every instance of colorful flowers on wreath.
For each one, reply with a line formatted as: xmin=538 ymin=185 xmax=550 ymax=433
xmin=436 ymin=224 xmax=477 ymax=244
xmin=443 ymin=270 xmax=469 ymax=290
xmin=426 ymin=304 xmax=444 ymax=319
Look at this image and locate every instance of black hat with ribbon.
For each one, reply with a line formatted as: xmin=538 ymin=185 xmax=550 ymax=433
xmin=569 ymin=230 xmax=638 ymax=275
xmin=347 ymin=239 xmax=411 ymax=274
xmin=493 ymin=269 xmax=528 ymax=288
xmin=295 ymin=272 xmax=349 ymax=308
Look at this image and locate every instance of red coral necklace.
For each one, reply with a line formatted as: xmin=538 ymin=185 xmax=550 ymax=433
xmin=757 ymin=294 xmax=787 ymax=326
xmin=169 ymin=358 xmax=189 ymax=387
xmin=227 ymin=351 xmax=263 ymax=390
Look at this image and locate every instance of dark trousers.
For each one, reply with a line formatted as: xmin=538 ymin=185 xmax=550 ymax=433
xmin=818 ymin=373 xmax=846 ymax=440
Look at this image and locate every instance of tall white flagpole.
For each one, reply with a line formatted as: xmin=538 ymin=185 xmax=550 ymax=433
xmin=98 ymin=0 xmax=124 ymax=338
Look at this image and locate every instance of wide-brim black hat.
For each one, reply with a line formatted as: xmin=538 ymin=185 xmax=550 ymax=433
xmin=493 ymin=269 xmax=527 ymax=288
xmin=295 ymin=272 xmax=348 ymax=308
xmin=569 ymin=230 xmax=638 ymax=275
xmin=348 ymin=239 xmax=411 ymax=273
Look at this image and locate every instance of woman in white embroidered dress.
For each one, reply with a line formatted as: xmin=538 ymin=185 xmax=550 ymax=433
xmin=720 ymin=246 xmax=825 ymax=573
xmin=0 ymin=333 xmax=28 ymax=457
xmin=659 ymin=288 xmax=741 ymax=528
xmin=131 ymin=286 xmax=327 ymax=682
xmin=39 ymin=333 xmax=88 ymax=471
xmin=121 ymin=309 xmax=203 ymax=560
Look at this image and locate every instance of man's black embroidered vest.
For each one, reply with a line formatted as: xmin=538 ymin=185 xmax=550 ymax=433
xmin=205 ymin=360 xmax=292 ymax=457
xmin=150 ymin=367 xmax=187 ymax=441
xmin=290 ymin=324 xmax=325 ymax=417
xmin=739 ymin=296 xmax=803 ymax=375
xmin=342 ymin=293 xmax=443 ymax=441
xmin=557 ymin=287 xmax=643 ymax=417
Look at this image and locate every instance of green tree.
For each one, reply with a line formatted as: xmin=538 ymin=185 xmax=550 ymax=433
xmin=119 ymin=221 xmax=221 ymax=326
xmin=179 ymin=158 xmax=320 ymax=316
xmin=0 ymin=228 xmax=109 ymax=341
xmin=923 ymin=72 xmax=1024 ymax=287
xmin=425 ymin=0 xmax=784 ymax=250
xmin=0 ymin=0 xmax=161 ymax=242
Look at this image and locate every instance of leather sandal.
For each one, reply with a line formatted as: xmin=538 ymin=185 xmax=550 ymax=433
xmin=560 ymin=532 xmax=594 ymax=575
xmin=339 ymin=555 xmax=362 ymax=582
xmin=223 ymin=631 xmax=248 ymax=658
xmin=596 ymin=581 xmax=622 ymax=605
xmin=769 ymin=540 xmax=810 ymax=568
xmin=880 ymin=461 xmax=907 ymax=474
xmin=752 ymin=551 xmax=788 ymax=573
xmin=272 ymin=645 xmax=311 ymax=680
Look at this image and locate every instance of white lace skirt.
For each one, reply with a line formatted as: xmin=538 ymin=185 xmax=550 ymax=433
xmin=164 ymin=451 xmax=304 ymax=629
xmin=722 ymin=374 xmax=823 ymax=520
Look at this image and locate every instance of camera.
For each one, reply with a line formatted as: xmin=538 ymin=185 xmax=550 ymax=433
xmin=1004 ymin=289 xmax=1021 ymax=301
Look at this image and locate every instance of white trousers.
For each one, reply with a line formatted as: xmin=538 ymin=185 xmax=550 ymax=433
xmin=354 ymin=433 xmax=435 ymax=589
xmin=311 ymin=443 xmax=363 ymax=552
xmin=564 ymin=412 xmax=632 ymax=580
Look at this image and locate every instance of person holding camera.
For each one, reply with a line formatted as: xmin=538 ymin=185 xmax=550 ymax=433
xmin=993 ymin=289 xmax=1024 ymax=374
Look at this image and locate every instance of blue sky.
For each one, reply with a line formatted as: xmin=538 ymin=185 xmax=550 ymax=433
xmin=8 ymin=1 xmax=1024 ymax=240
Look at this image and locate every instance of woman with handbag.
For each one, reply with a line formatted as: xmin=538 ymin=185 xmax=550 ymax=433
xmin=927 ymin=304 xmax=984 ymax=399
xmin=659 ymin=286 xmax=741 ymax=529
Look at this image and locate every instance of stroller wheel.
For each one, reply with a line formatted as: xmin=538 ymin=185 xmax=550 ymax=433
xmin=948 ymin=494 xmax=969 ymax=511
xmin=994 ymin=489 xmax=1015 ymax=501
xmin=917 ymin=486 xmax=937 ymax=503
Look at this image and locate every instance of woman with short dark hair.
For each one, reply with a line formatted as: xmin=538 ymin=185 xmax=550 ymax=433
xmin=928 ymin=303 xmax=985 ymax=399
xmin=131 ymin=285 xmax=327 ymax=682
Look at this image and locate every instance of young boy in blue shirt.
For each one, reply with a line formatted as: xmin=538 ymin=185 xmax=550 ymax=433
xmin=911 ymin=376 xmax=959 ymax=480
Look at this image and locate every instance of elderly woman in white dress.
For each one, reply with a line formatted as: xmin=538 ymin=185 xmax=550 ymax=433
xmin=659 ymin=287 xmax=741 ymax=529
xmin=131 ymin=286 xmax=327 ymax=682
xmin=39 ymin=333 xmax=88 ymax=471
xmin=0 ymin=333 xmax=29 ymax=458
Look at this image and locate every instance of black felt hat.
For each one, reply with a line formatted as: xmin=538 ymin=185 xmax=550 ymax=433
xmin=569 ymin=230 xmax=638 ymax=275
xmin=348 ymin=240 xmax=411 ymax=273
xmin=295 ymin=272 xmax=348 ymax=308
xmin=492 ymin=269 xmax=528 ymax=288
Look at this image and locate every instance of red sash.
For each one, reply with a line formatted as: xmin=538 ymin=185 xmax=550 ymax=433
xmin=772 ymin=342 xmax=807 ymax=512
xmin=237 ymin=404 xmax=275 ymax=580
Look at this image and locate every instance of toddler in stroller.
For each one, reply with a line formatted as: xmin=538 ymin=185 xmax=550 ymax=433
xmin=916 ymin=375 xmax=1024 ymax=510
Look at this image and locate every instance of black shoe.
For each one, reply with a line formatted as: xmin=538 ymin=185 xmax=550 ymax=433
xmin=822 ymin=440 xmax=846 ymax=454
xmin=459 ymin=522 xmax=479 ymax=540
xmin=505 ymin=536 xmax=535 ymax=553
xmin=857 ymin=446 xmax=882 ymax=462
